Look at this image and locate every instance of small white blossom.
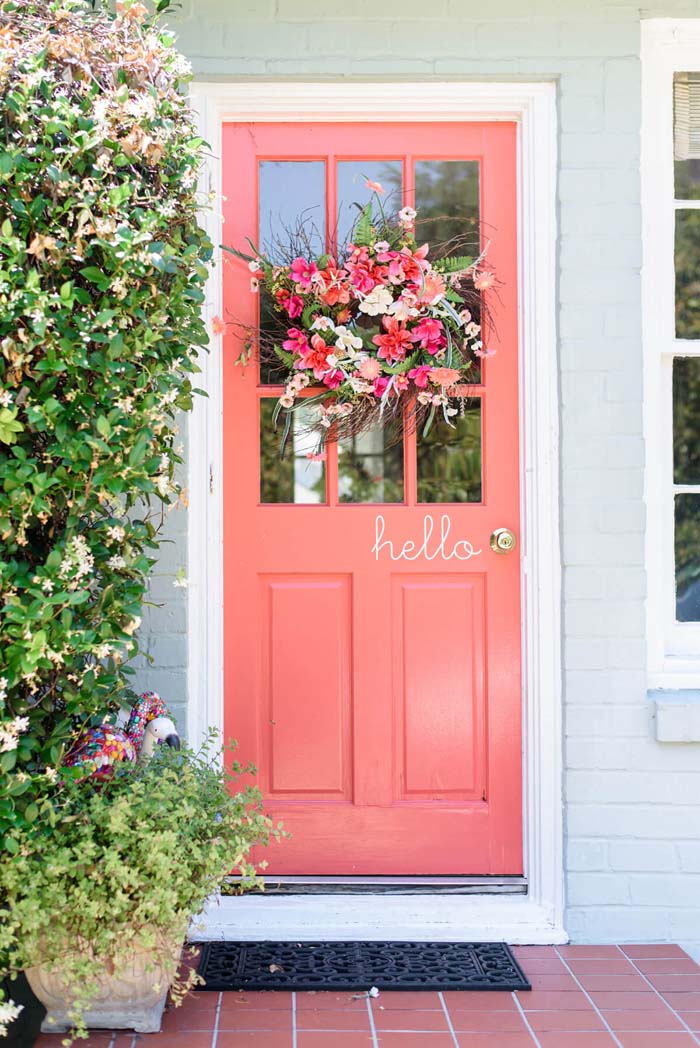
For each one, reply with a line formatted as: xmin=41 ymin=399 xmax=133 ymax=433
xmin=334 ymin=327 xmax=364 ymax=354
xmin=106 ymin=525 xmax=125 ymax=542
xmin=59 ymin=535 xmax=94 ymax=582
xmin=358 ymin=285 xmax=393 ymax=317
xmin=107 ymin=555 xmax=126 ymax=570
xmin=44 ymin=766 xmax=58 ymax=782
xmin=311 ymin=316 xmax=335 ymax=332
xmin=0 ymin=999 xmax=23 ymax=1037
xmin=0 ymin=389 xmax=12 ymax=408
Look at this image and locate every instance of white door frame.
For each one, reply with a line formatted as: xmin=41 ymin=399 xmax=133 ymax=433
xmin=186 ymin=81 xmax=565 ymax=944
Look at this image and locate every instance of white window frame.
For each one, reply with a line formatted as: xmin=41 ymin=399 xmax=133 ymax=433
xmin=643 ymin=21 xmax=700 ymax=687
xmin=185 ymin=81 xmax=564 ymax=943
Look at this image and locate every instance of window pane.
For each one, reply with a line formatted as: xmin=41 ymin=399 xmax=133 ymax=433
xmin=676 ymin=494 xmax=700 ymax=621
xmin=414 ymin=160 xmax=479 ymax=256
xmin=673 ymin=357 xmax=700 ymax=483
xmin=260 ymin=399 xmax=326 ymax=504
xmin=338 ymin=422 xmax=404 ymax=503
xmin=675 ymin=159 xmax=700 ymax=200
xmin=675 ymin=210 xmax=700 ymax=339
xmin=336 ymin=160 xmax=402 ymax=250
xmin=674 ymin=72 xmax=700 ymax=199
xmin=417 ymin=398 xmax=482 ymax=504
xmin=258 ymin=160 xmax=325 ymax=262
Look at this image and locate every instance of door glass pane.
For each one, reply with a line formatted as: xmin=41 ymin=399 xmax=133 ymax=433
xmin=675 ymin=210 xmax=700 ymax=339
xmin=414 ymin=160 xmax=479 ymax=256
xmin=415 ymin=160 xmax=482 ymax=383
xmin=258 ymin=160 xmax=325 ymax=261
xmin=673 ymin=357 xmax=700 ymax=483
xmin=336 ymin=160 xmax=402 ymax=250
xmin=417 ymin=398 xmax=482 ymax=503
xmin=338 ymin=422 xmax=404 ymax=503
xmin=676 ymin=493 xmax=700 ymax=621
xmin=258 ymin=161 xmax=326 ymax=383
xmin=260 ymin=398 xmax=326 ymax=504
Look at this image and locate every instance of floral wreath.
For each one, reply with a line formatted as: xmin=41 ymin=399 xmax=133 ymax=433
xmin=223 ymin=181 xmax=496 ymax=450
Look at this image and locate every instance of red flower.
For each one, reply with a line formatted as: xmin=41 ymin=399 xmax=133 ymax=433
xmin=276 ymin=288 xmax=304 ymax=318
xmin=372 ymin=315 xmax=418 ymax=364
xmin=373 ymin=376 xmax=390 ymax=398
xmin=408 ymin=365 xmax=432 ymax=388
xmin=282 ymin=328 xmax=309 ymax=356
xmin=412 ymin=317 xmax=446 ymax=353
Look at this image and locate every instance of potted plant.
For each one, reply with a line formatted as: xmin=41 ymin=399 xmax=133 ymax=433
xmin=0 ymin=733 xmax=273 ymax=1043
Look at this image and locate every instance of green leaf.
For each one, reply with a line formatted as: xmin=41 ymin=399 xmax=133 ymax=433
xmin=352 ymin=202 xmax=373 ymax=247
xmin=96 ymin=416 xmax=111 ymax=438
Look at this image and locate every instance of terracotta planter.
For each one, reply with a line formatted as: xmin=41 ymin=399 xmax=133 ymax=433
xmin=26 ymin=931 xmax=183 ymax=1034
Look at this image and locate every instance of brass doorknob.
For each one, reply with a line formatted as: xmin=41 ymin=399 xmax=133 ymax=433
xmin=490 ymin=527 xmax=517 ymax=554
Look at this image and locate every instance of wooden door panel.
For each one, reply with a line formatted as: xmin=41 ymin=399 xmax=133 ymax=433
xmin=261 ymin=575 xmax=352 ymax=800
xmin=392 ymin=574 xmax=485 ymax=802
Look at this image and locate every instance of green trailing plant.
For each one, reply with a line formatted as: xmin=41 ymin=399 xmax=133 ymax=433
xmin=0 ymin=0 xmax=212 ymax=845
xmin=0 ymin=734 xmax=274 ymax=1044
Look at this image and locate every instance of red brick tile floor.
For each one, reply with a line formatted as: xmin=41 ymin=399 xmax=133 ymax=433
xmin=34 ymin=944 xmax=700 ymax=1048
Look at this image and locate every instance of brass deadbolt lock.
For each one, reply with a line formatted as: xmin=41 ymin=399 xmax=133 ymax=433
xmin=490 ymin=527 xmax=517 ymax=554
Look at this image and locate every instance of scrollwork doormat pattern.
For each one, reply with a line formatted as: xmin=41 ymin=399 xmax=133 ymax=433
xmin=193 ymin=941 xmax=531 ymax=992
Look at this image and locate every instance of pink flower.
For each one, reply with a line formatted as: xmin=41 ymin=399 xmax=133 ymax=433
xmin=394 ymin=374 xmax=410 ymax=392
xmin=473 ymin=270 xmax=496 ymax=291
xmin=323 ymin=368 xmax=344 ymax=389
xmin=276 ymin=288 xmax=304 ymax=318
xmin=306 ymin=451 xmax=327 ymax=462
xmin=474 ymin=346 xmax=497 ymax=358
xmin=297 ymin=333 xmax=332 ymax=379
xmin=358 ymin=357 xmax=382 ymax=380
xmin=290 ymin=257 xmax=319 ymax=291
xmin=373 ymin=376 xmax=390 ymax=398
xmin=282 ymin=327 xmax=309 ymax=356
xmin=372 ymin=315 xmax=418 ymax=364
xmin=365 ymin=179 xmax=385 ymax=194
xmin=211 ymin=316 xmax=226 ymax=336
xmin=408 ymin=365 xmax=432 ymax=389
xmin=412 ymin=317 xmax=445 ymax=353
xmin=429 ymin=367 xmax=461 ymax=387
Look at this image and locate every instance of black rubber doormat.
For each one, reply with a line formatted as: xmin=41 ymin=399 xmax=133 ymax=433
xmin=193 ymin=941 xmax=531 ymax=992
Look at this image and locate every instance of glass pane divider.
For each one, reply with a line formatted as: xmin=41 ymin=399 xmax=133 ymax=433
xmin=673 ymin=485 xmax=700 ymax=494
xmin=327 ymin=152 xmax=337 ymax=256
xmin=675 ymin=199 xmax=700 ymax=209
xmin=326 ymin=434 xmax=339 ymax=508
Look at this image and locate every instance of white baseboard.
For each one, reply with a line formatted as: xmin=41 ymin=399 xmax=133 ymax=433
xmin=189 ymin=893 xmax=568 ymax=945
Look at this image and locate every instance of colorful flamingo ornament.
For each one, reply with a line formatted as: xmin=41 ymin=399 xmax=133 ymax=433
xmin=63 ymin=691 xmax=180 ymax=780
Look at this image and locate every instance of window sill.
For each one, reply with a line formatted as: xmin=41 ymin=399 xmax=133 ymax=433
xmin=649 ymin=688 xmax=700 ymax=742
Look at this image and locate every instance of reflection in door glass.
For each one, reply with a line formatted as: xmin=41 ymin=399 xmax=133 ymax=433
xmin=336 ymin=160 xmax=402 ymax=250
xmin=338 ymin=422 xmax=404 ymax=503
xmin=414 ymin=160 xmax=479 ymax=257
xmin=260 ymin=399 xmax=326 ymax=504
xmin=417 ymin=398 xmax=482 ymax=503
xmin=258 ymin=161 xmax=325 ymax=262
xmin=676 ymin=494 xmax=700 ymax=620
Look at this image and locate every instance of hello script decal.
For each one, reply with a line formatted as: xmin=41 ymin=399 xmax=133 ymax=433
xmin=372 ymin=514 xmax=482 ymax=562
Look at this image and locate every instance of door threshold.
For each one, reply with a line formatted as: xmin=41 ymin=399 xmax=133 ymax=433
xmin=225 ymin=876 xmax=528 ymax=896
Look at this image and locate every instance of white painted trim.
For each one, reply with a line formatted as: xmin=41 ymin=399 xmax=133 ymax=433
xmin=186 ymin=81 xmax=563 ymax=944
xmin=642 ymin=21 xmax=700 ymax=688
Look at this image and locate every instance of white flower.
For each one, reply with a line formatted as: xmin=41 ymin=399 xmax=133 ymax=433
xmin=95 ymin=643 xmax=112 ymax=658
xmin=326 ymin=353 xmax=340 ymax=368
xmin=107 ymin=555 xmax=126 ymax=570
xmin=0 ymin=716 xmax=29 ymax=754
xmin=106 ymin=525 xmax=125 ymax=542
xmin=173 ymin=575 xmax=188 ymax=589
xmin=349 ymin=376 xmax=372 ymax=394
xmin=0 ymin=389 xmax=12 ymax=408
xmin=123 ymin=616 xmax=141 ymax=636
xmin=386 ymin=297 xmax=419 ymax=322
xmin=248 ymin=258 xmax=264 ymax=273
xmin=334 ymin=326 xmax=364 ymax=354
xmin=358 ymin=285 xmax=393 ymax=317
xmin=0 ymin=999 xmax=23 ymax=1037
xmin=59 ymin=535 xmax=94 ymax=581
xmin=279 ymin=393 xmax=295 ymax=408
xmin=250 ymin=277 xmax=259 ymax=292
xmin=311 ymin=316 xmax=335 ymax=332
xmin=0 ymin=677 xmax=7 ymax=701
xmin=374 ymin=240 xmax=390 ymax=253
xmin=116 ymin=397 xmax=134 ymax=414
xmin=44 ymin=767 xmax=58 ymax=782
xmin=398 ymin=206 xmax=417 ymax=225
xmin=155 ymin=475 xmax=172 ymax=497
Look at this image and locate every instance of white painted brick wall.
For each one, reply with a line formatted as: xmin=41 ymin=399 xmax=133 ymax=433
xmin=141 ymin=0 xmax=700 ymax=944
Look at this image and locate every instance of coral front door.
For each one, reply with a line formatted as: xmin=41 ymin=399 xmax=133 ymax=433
xmin=222 ymin=121 xmax=521 ymax=875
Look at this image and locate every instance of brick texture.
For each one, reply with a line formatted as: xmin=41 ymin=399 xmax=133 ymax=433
xmin=134 ymin=0 xmax=700 ymax=945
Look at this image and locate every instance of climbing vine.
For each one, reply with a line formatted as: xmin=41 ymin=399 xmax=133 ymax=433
xmin=0 ymin=0 xmax=212 ymax=845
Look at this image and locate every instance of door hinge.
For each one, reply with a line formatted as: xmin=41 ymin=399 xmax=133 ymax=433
xmin=209 ymin=464 xmax=214 ymax=494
